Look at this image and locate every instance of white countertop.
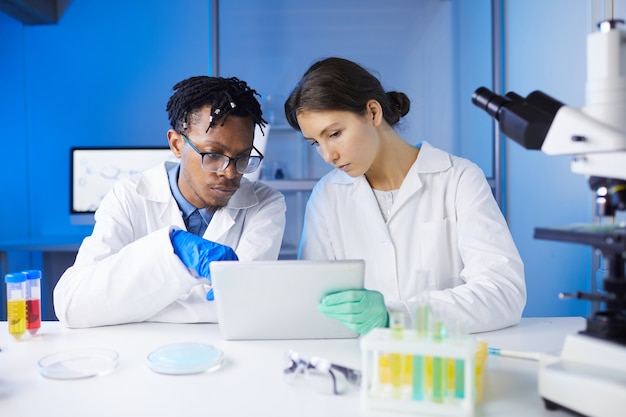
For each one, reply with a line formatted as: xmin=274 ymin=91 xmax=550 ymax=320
xmin=0 ymin=317 xmax=586 ymax=417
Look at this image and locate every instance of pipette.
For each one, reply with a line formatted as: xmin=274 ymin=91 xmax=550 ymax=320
xmin=488 ymin=347 xmax=542 ymax=361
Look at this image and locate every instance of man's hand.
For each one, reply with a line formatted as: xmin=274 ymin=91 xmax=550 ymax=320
xmin=170 ymin=229 xmax=238 ymax=300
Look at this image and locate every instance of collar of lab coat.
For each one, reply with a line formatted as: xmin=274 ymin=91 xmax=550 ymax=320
xmin=327 ymin=141 xmax=453 ymax=189
xmin=413 ymin=141 xmax=453 ymax=173
xmin=135 ymin=161 xmax=260 ymax=210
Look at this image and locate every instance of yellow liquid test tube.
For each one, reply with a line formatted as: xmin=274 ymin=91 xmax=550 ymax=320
xmin=403 ymin=354 xmax=413 ymax=397
xmin=390 ymin=352 xmax=404 ymax=398
xmin=447 ymin=358 xmax=455 ymax=397
xmin=5 ymin=272 xmax=27 ymax=340
xmin=475 ymin=341 xmax=489 ymax=403
xmin=378 ymin=353 xmax=391 ymax=388
xmin=444 ymin=356 xmax=466 ymax=400
xmin=7 ymin=299 xmax=26 ymax=339
xmin=424 ymin=355 xmax=433 ymax=398
xmin=389 ymin=312 xmax=405 ymax=399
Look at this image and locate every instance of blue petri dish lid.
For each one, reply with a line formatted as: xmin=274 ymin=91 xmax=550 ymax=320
xmin=147 ymin=342 xmax=223 ymax=375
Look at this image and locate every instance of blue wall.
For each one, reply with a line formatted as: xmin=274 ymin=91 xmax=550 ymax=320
xmin=0 ymin=0 xmax=211 ymax=242
xmin=0 ymin=14 xmax=29 ymax=239
xmin=218 ymin=0 xmax=460 ymax=178
xmin=451 ymin=0 xmax=494 ymax=179
xmin=505 ymin=0 xmax=599 ymax=318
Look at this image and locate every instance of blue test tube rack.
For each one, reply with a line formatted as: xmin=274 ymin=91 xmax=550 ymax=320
xmin=360 ymin=328 xmax=483 ymax=417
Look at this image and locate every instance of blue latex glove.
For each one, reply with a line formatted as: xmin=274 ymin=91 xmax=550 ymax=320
xmin=170 ymin=229 xmax=238 ymax=301
xmin=317 ymin=289 xmax=389 ymax=335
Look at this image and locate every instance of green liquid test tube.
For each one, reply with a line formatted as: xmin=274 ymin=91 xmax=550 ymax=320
xmin=412 ymin=355 xmax=425 ymax=400
xmin=432 ymin=357 xmax=444 ymax=402
xmin=431 ymin=321 xmax=446 ymax=403
xmin=412 ymin=303 xmax=430 ymax=401
xmin=454 ymin=358 xmax=465 ymax=399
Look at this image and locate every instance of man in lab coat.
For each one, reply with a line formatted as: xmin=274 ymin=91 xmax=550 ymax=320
xmin=54 ymin=76 xmax=286 ymax=328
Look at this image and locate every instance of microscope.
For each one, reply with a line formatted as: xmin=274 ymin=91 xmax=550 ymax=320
xmin=472 ymin=18 xmax=626 ymax=417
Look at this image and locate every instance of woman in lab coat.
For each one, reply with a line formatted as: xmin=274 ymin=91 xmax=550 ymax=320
xmin=54 ymin=76 xmax=286 ymax=328
xmin=284 ymin=57 xmax=526 ymax=334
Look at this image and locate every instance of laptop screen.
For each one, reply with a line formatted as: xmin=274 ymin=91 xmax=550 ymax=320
xmin=210 ymin=259 xmax=365 ymax=340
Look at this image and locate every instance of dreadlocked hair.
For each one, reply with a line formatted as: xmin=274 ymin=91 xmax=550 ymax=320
xmin=166 ymin=75 xmax=267 ymax=135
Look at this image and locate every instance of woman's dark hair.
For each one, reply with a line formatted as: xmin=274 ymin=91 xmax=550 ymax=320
xmin=284 ymin=57 xmax=410 ymax=131
xmin=166 ymin=75 xmax=267 ymax=134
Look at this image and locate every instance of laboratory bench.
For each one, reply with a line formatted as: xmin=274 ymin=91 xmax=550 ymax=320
xmin=0 ymin=317 xmax=587 ymax=417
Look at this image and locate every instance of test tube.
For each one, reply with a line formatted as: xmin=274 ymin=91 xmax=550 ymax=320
xmin=453 ymin=358 xmax=465 ymax=399
xmin=448 ymin=320 xmax=468 ymax=401
xmin=389 ymin=312 xmax=405 ymax=399
xmin=5 ymin=272 xmax=27 ymax=340
xmin=475 ymin=341 xmax=489 ymax=403
xmin=22 ymin=269 xmax=42 ymax=335
xmin=377 ymin=353 xmax=392 ymax=395
xmin=412 ymin=301 xmax=430 ymax=400
xmin=403 ymin=352 xmax=413 ymax=398
xmin=431 ymin=320 xmax=447 ymax=403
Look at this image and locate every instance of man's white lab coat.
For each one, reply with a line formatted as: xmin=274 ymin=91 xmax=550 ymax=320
xmin=54 ymin=162 xmax=286 ymax=328
xmin=299 ymin=142 xmax=526 ymax=333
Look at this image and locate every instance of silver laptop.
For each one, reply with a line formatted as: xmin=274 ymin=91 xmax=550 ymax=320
xmin=210 ymin=259 xmax=365 ymax=340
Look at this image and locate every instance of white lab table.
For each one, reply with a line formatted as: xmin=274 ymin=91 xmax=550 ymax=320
xmin=0 ymin=317 xmax=585 ymax=417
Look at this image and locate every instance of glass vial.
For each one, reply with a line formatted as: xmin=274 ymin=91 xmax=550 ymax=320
xmin=22 ymin=269 xmax=42 ymax=335
xmin=5 ymin=272 xmax=27 ymax=340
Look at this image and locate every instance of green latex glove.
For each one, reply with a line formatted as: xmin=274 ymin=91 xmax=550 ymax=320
xmin=318 ymin=289 xmax=389 ymax=335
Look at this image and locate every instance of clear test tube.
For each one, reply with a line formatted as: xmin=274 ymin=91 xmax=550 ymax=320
xmin=5 ymin=272 xmax=27 ymax=340
xmin=22 ymin=269 xmax=42 ymax=335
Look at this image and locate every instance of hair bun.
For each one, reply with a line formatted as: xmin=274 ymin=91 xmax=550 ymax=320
xmin=386 ymin=91 xmax=411 ymax=118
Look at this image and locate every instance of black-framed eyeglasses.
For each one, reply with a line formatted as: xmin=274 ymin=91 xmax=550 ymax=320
xmin=182 ymin=134 xmax=264 ymax=174
xmin=283 ymin=350 xmax=362 ymax=395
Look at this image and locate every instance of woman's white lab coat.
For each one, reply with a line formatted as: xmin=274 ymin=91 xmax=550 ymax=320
xmin=54 ymin=162 xmax=286 ymax=328
xmin=299 ymin=142 xmax=526 ymax=333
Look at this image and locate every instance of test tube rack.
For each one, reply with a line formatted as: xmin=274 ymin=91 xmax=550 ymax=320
xmin=360 ymin=328 xmax=486 ymax=417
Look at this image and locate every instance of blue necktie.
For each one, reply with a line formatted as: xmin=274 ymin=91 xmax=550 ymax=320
xmin=187 ymin=210 xmax=205 ymax=236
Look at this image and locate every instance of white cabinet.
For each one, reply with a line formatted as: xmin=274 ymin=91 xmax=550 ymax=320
xmin=219 ymin=1 xmax=472 ymax=258
xmin=258 ymin=125 xmax=330 ymax=259
xmin=261 ymin=183 xmax=311 ymax=259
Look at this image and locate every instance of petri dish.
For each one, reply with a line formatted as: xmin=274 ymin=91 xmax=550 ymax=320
xmin=38 ymin=348 xmax=119 ymax=380
xmin=147 ymin=342 xmax=223 ymax=375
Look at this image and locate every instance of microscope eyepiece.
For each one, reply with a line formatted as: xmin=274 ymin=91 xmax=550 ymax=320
xmin=471 ymin=87 xmax=511 ymax=120
xmin=472 ymin=86 xmax=564 ymax=150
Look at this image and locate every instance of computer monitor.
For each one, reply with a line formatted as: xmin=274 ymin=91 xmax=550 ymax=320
xmin=70 ymin=147 xmax=177 ymax=225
